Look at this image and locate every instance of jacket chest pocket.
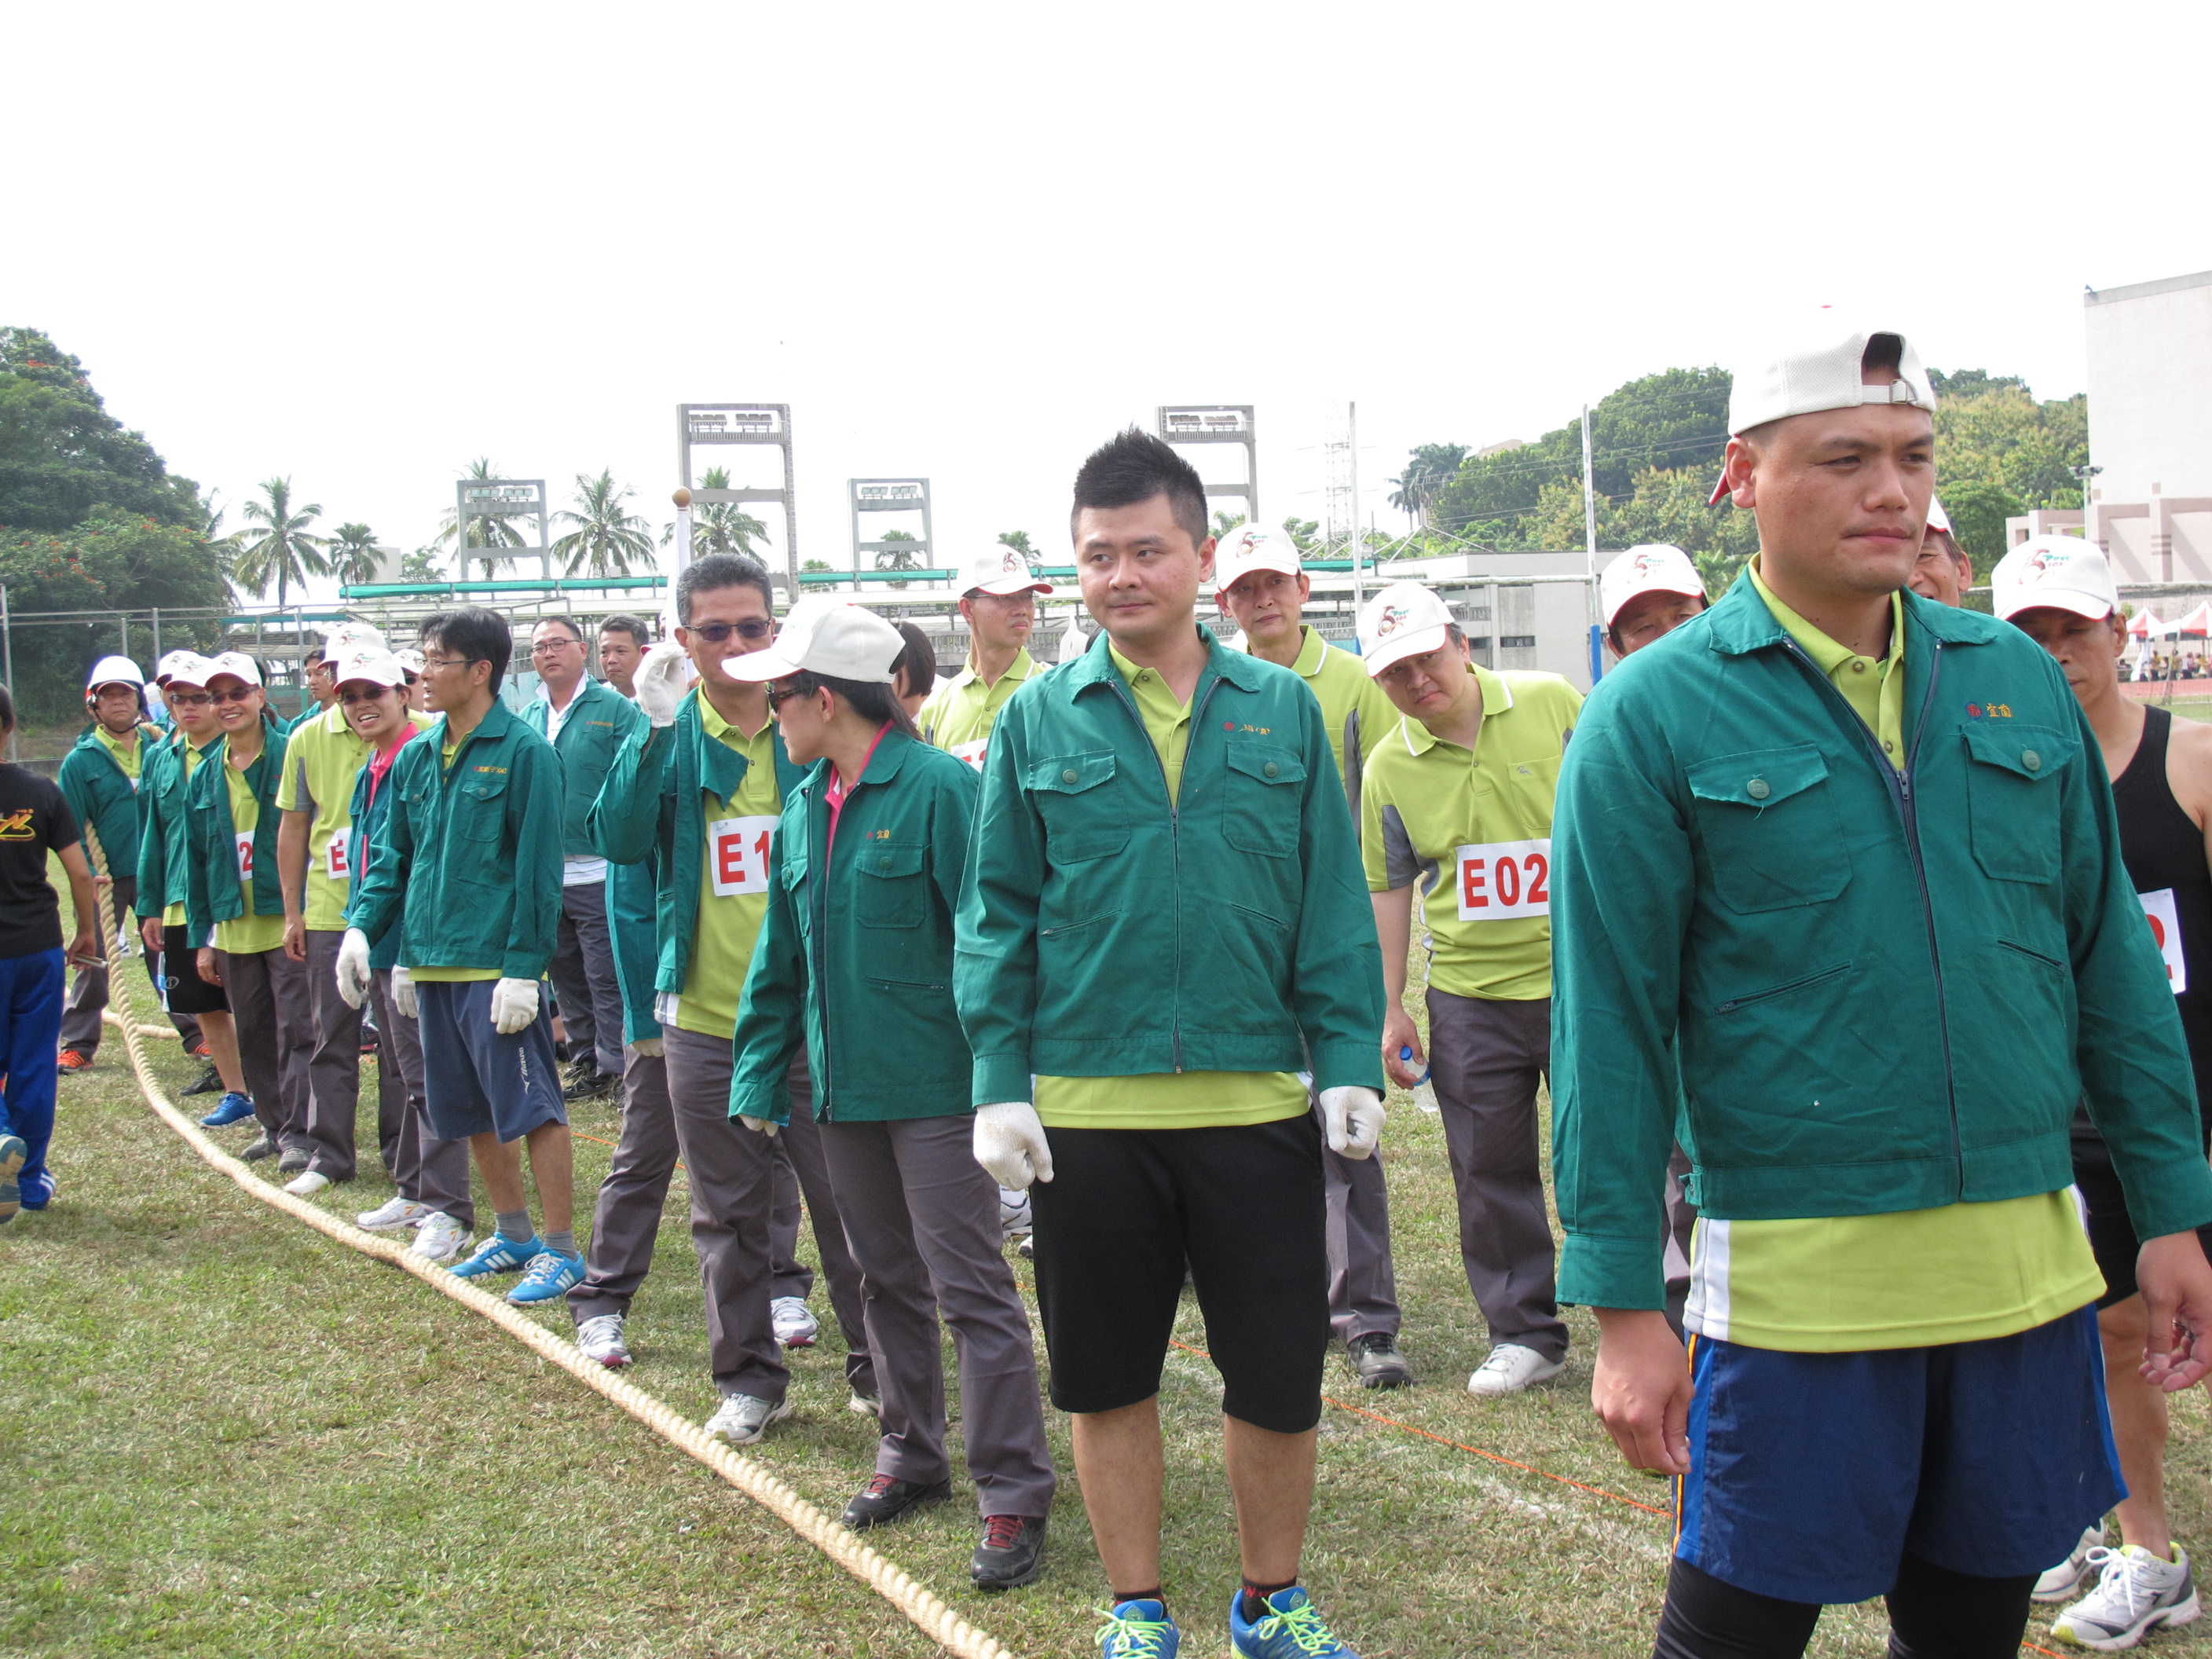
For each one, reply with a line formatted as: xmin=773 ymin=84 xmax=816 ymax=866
xmin=455 ymin=775 xmax=507 ymax=841
xmin=1963 ymin=725 xmax=2075 ymax=883
xmin=1028 ymin=752 xmax=1127 ymax=862
xmin=1686 ymin=744 xmax=1851 ymax=913
xmin=854 ymin=842 xmax=927 ymax=928
xmin=1221 ymin=742 xmax=1305 ymax=856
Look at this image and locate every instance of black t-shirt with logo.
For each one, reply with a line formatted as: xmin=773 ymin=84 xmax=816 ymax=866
xmin=0 ymin=764 xmax=79 ymax=959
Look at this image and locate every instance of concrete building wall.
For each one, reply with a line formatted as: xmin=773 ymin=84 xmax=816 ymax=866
xmin=2086 ymin=269 xmax=2212 ymax=502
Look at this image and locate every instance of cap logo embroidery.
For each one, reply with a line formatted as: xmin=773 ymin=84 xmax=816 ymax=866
xmin=1375 ymin=604 xmax=1412 ymax=636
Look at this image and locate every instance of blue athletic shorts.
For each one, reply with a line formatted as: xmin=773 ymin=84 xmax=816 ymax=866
xmin=1675 ymin=1304 xmax=2121 ymax=1605
xmin=414 ymin=978 xmax=566 ymax=1144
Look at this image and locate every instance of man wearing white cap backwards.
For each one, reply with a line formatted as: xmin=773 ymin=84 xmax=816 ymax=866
xmin=1997 ymin=537 xmax=2212 ymax=1647
xmin=1551 ymin=321 xmax=2212 ymax=1657
xmin=917 ymin=544 xmax=1055 ymax=770
xmin=1358 ymin=579 xmax=1581 ymax=1399
xmin=1217 ymin=522 xmax=1411 ymax=1391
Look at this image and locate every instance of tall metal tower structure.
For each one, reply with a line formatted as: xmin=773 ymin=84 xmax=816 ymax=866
xmin=679 ymin=404 xmax=799 ymax=602
xmin=848 ymin=478 xmax=933 ymax=582
xmin=1158 ymin=405 xmax=1258 ymax=528
xmin=454 ymin=478 xmax=552 ymax=582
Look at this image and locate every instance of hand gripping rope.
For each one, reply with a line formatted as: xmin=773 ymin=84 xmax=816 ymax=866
xmin=81 ymin=830 xmax=1018 ymax=1659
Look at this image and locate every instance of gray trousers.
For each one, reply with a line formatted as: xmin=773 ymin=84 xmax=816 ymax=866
xmin=59 ymin=877 xmax=200 ymax=1057
xmin=298 ymin=930 xmax=393 ymax=1181
xmin=548 ymin=881 xmax=625 ymax=1078
xmin=819 ymin=1114 xmax=1056 ymax=1518
xmin=1426 ymin=987 xmax=1569 ymax=1364
xmin=219 ymin=945 xmax=313 ymax=1149
xmin=373 ymin=969 xmax=473 ymax=1227
xmin=1323 ymin=1130 xmax=1402 ymax=1345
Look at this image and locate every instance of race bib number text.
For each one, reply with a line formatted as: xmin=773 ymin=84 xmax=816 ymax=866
xmin=234 ymin=830 xmax=255 ymax=881
xmin=709 ymin=815 xmax=779 ymax=898
xmin=324 ymin=834 xmax=349 ymax=880
xmin=2141 ymin=887 xmax=2187 ymax=994
xmin=1456 ymin=837 xmax=1551 ymax=921
xmin=952 ymin=738 xmax=989 ymax=771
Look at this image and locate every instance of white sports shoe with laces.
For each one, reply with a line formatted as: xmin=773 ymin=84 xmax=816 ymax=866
xmin=2053 ymin=1544 xmax=2199 ymax=1650
xmin=771 ymin=1295 xmax=820 ymax=1348
xmin=410 ymin=1212 xmax=471 ymax=1264
xmin=356 ymin=1196 xmax=434 ymax=1232
xmin=576 ymin=1314 xmax=632 ymax=1369
xmin=1467 ymin=1342 xmax=1565 ymax=1397
xmin=2036 ymin=1523 xmax=2108 ymax=1602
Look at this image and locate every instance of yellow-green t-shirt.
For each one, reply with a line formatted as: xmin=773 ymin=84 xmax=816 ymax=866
xmin=917 ymin=648 xmax=1038 ymax=770
xmin=213 ymin=754 xmax=285 ymax=956
xmin=1033 ymin=641 xmax=1308 ymax=1132
xmin=93 ymin=724 xmax=144 ymax=786
xmin=1277 ymin=626 xmax=1399 ymax=797
xmin=276 ymin=703 xmax=431 ymax=931
xmin=1688 ymin=566 xmax=2104 ymax=1351
xmin=164 ymin=742 xmax=205 ymax=928
xmin=675 ymin=697 xmax=782 ymax=1038
xmin=1360 ymin=664 xmax=1580 ymax=1002
xmin=412 ymin=720 xmax=500 ymax=983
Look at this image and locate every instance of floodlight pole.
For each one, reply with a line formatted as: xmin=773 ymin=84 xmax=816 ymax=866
xmin=848 ymin=480 xmax=934 ymax=586
xmin=1582 ymin=404 xmax=1602 ymax=683
xmin=1347 ymin=402 xmax=1364 ymax=613
xmin=678 ymin=404 xmax=800 ymax=607
xmin=1157 ymin=405 xmax=1258 ymax=529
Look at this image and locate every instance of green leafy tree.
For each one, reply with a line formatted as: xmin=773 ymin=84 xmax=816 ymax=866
xmin=1934 ymin=480 xmax=2025 ymax=578
xmin=233 ymin=477 xmax=329 ymax=606
xmin=0 ymin=328 xmax=204 ymax=533
xmin=328 ymin=522 xmax=383 ymax=587
xmin=1212 ymin=511 xmax=1247 ymax=540
xmin=398 ymin=545 xmax=444 ymax=583
xmin=436 ymin=457 xmax=530 ymax=580
xmin=1390 ymin=443 xmax=1470 ymax=528
xmin=664 ymin=467 xmax=771 ymax=558
xmin=552 ymin=471 xmax=655 ymax=579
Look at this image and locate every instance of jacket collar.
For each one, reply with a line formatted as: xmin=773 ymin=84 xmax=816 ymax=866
xmin=1064 ymin=622 xmax=1262 ymax=697
xmin=1705 ymin=564 xmax=1993 ymax=660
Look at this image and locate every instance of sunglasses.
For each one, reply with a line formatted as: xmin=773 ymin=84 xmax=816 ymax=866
xmin=764 ymin=679 xmax=815 ymax=709
xmin=208 ymin=686 xmax=258 ymax=705
xmin=165 ymin=691 xmax=212 ymax=709
xmin=685 ymin=619 xmax=774 ymax=644
xmin=338 ymin=685 xmax=397 ymax=705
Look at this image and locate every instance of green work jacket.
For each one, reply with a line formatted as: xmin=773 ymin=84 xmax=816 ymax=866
xmin=521 ymin=676 xmax=644 ymax=859
xmin=349 ymin=701 xmax=566 ymax=980
xmin=955 ymin=624 xmax=1385 ymax=1104
xmin=60 ymin=723 xmax=156 ymax=878
xmin=589 ymin=688 xmax=804 ymax=998
xmin=1551 ymin=574 xmax=2212 ymax=1312
xmin=134 ymin=731 xmax=210 ymax=918
xmin=731 ymin=729 xmax=978 ymax=1126
xmin=183 ymin=723 xmax=291 ymax=939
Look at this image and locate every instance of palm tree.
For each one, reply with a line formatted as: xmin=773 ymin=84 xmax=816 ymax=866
xmin=662 ymin=467 xmax=771 ymax=558
xmin=552 ymin=470 xmax=655 ymax=579
xmin=873 ymin=529 xmax=925 ymax=572
xmin=1389 ymin=444 xmax=1470 ymax=529
xmin=328 ymin=522 xmax=383 ymax=587
xmin=233 ymin=477 xmax=330 ymax=606
xmin=436 ymin=457 xmax=530 ymax=580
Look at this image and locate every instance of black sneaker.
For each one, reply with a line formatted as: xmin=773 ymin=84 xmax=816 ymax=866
xmin=840 ymin=1474 xmax=951 ymax=1530
xmin=276 ymin=1146 xmax=311 ymax=1174
xmin=240 ymin=1135 xmax=277 ymax=1162
xmin=181 ymin=1064 xmax=224 ymax=1097
xmin=971 ymin=1514 xmax=1047 ymax=1591
xmin=1349 ymin=1331 xmax=1413 ymax=1390
xmin=562 ymin=1069 xmax=617 ymax=1104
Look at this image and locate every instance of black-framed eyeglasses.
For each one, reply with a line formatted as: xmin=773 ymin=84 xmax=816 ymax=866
xmin=685 ymin=619 xmax=774 ymax=644
xmin=207 ymin=687 xmax=257 ymax=705
xmin=530 ymin=638 xmax=583 ymax=655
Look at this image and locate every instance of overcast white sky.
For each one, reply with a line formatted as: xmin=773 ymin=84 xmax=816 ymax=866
xmin=9 ymin=0 xmax=2209 ymax=607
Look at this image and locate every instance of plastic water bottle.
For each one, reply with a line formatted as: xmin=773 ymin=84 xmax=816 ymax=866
xmin=1400 ymin=1045 xmax=1439 ymax=1114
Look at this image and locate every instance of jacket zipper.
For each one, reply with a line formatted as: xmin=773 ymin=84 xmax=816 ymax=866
xmin=1777 ymin=635 xmax=1958 ymax=1190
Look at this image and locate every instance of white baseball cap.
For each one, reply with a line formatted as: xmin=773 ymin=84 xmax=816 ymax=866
xmin=1993 ymin=536 xmax=2118 ymax=623
xmin=163 ymin=653 xmax=217 ymax=689
xmin=1214 ymin=523 xmax=1302 ymax=591
xmin=1599 ymin=544 xmax=1705 ymax=628
xmin=323 ymin=621 xmax=386 ymax=657
xmin=960 ymin=544 xmax=1053 ymax=598
xmin=727 ymin=597 xmax=905 ymax=685
xmin=1709 ymin=319 xmax=1939 ymax=504
xmin=1926 ymin=493 xmax=1954 ymax=536
xmin=394 ymin=646 xmax=426 ymax=676
xmin=1359 ymin=582 xmax=1458 ymax=677
xmin=153 ymin=650 xmax=200 ymax=683
xmin=86 ymin=655 xmax=145 ymax=694
xmin=331 ymin=646 xmax=407 ymax=690
xmin=205 ymin=650 xmax=263 ymax=688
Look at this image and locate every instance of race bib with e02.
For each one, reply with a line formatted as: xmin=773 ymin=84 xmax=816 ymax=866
xmin=1456 ymin=838 xmax=1551 ymax=921
xmin=2141 ymin=886 xmax=2187 ymax=994
xmin=709 ymin=815 xmax=779 ymax=898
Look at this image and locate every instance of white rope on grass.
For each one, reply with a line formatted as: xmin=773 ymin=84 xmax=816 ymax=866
xmin=81 ymin=831 xmax=1020 ymax=1659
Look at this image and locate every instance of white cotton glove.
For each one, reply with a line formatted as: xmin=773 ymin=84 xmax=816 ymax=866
xmin=389 ymin=964 xmax=417 ymax=1020
xmin=334 ymin=928 xmax=373 ymax=1009
xmin=1320 ymin=1086 xmax=1386 ymax=1160
xmin=630 ymin=1037 xmax=663 ymax=1058
xmin=735 ymin=1111 xmax=781 ymax=1140
xmin=973 ymin=1102 xmax=1054 ymax=1190
xmin=490 ymin=976 xmax=540 ymax=1035
xmin=635 ymin=640 xmax=690 ymax=728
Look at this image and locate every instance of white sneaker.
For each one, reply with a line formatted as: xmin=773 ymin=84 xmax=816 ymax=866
xmin=849 ymin=1390 xmax=883 ymax=1419
xmin=576 ymin=1313 xmax=632 ymax=1369
xmin=771 ymin=1295 xmax=820 ymax=1349
xmin=2053 ymin=1544 xmax=2199 ymax=1650
xmin=705 ymin=1393 xmax=793 ymax=1445
xmin=2037 ymin=1523 xmax=2109 ymax=1602
xmin=410 ymin=1212 xmax=471 ymax=1264
xmin=1467 ymin=1343 xmax=1565 ymax=1397
xmin=282 ymin=1170 xmax=332 ymax=1197
xmin=356 ymin=1196 xmax=434 ymax=1232
xmin=998 ymin=1185 xmax=1032 ymax=1239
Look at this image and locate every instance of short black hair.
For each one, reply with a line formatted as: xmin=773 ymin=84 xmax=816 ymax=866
xmin=533 ymin=614 xmax=584 ymax=643
xmin=419 ymin=606 xmax=513 ymax=695
xmin=678 ymin=553 xmax=774 ymax=624
xmin=1070 ymin=427 xmax=1209 ymax=551
xmin=894 ymin=621 xmax=937 ymax=699
xmin=599 ymin=613 xmax=650 ymax=647
xmin=303 ymin=646 xmax=328 ymax=667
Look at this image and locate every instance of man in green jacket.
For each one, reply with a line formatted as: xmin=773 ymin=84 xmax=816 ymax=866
xmin=1551 ymin=321 xmax=2212 ymax=1657
xmin=958 ymin=430 xmax=1385 ymax=1659
xmin=522 ymin=615 xmax=643 ymax=1103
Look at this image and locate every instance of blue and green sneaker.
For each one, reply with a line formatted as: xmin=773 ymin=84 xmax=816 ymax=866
xmin=507 ymin=1251 xmax=584 ymax=1306
xmin=449 ymin=1233 xmax=544 ymax=1280
xmin=1097 ymin=1598 xmax=1178 ymax=1659
xmin=1229 ymin=1586 xmax=1357 ymax=1659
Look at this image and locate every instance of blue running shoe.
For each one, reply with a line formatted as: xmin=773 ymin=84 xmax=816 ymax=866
xmin=506 ymin=1251 xmax=584 ymax=1306
xmin=1229 ymin=1587 xmax=1357 ymax=1659
xmin=17 ymin=1171 xmax=53 ymax=1211
xmin=449 ymin=1233 xmax=544 ymax=1280
xmin=1097 ymin=1599 xmax=1178 ymax=1659
xmin=0 ymin=1133 xmax=24 ymax=1224
xmin=200 ymin=1092 xmax=255 ymax=1128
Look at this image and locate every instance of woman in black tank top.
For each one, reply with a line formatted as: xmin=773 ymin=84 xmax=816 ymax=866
xmin=2111 ymin=705 xmax=2212 ymax=1136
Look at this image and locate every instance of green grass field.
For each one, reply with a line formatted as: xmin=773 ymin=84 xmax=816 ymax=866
xmin=3 ymin=895 xmax=2209 ymax=1655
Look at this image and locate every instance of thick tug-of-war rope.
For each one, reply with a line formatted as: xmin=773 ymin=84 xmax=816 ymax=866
xmin=82 ymin=830 xmax=1019 ymax=1659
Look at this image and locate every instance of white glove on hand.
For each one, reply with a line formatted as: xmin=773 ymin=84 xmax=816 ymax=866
xmin=334 ymin=928 xmax=373 ymax=1009
xmin=735 ymin=1111 xmax=781 ymax=1139
xmin=490 ymin=976 xmax=540 ymax=1035
xmin=389 ymin=964 xmax=417 ymax=1020
xmin=1320 ymin=1086 xmax=1386 ymax=1159
xmin=973 ymin=1102 xmax=1054 ymax=1190
xmin=630 ymin=1037 xmax=663 ymax=1058
xmin=635 ymin=640 xmax=690 ymax=728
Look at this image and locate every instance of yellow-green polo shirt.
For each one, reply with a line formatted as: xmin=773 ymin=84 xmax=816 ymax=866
xmin=164 ymin=742 xmax=207 ymax=928
xmin=1684 ymin=567 xmax=2103 ymax=1352
xmin=276 ymin=703 xmax=431 ymax=931
xmin=93 ymin=724 xmax=143 ymax=785
xmin=412 ymin=725 xmax=499 ymax=983
xmin=1276 ymin=626 xmax=1398 ymax=793
xmin=675 ymin=694 xmax=782 ymax=1039
xmin=918 ymin=647 xmax=1038 ymax=769
xmin=213 ymin=757 xmax=285 ymax=956
xmin=1361 ymin=664 xmax=1580 ymax=1002
xmin=1032 ymin=640 xmax=1309 ymax=1132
